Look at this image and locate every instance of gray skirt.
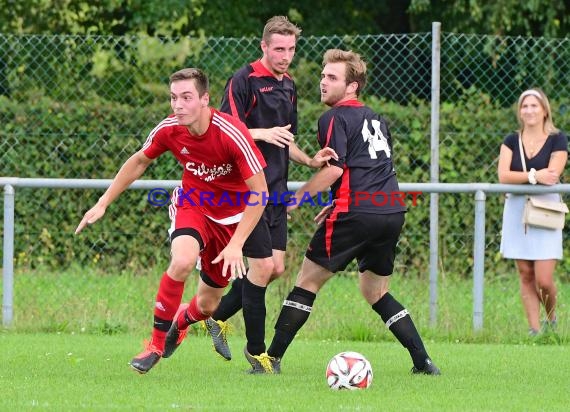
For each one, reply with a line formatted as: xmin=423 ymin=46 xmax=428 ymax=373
xmin=500 ymin=193 xmax=563 ymax=260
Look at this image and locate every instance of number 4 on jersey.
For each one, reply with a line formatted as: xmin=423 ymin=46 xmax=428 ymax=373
xmin=362 ymin=119 xmax=391 ymax=159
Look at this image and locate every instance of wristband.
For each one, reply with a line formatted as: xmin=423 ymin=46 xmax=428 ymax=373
xmin=528 ymin=168 xmax=537 ymax=185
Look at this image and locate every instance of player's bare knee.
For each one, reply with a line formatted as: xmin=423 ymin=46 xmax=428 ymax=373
xmin=295 ymin=276 xmax=322 ymax=294
xmin=362 ymin=288 xmax=389 ymax=305
xmin=359 ymin=272 xmax=390 ymax=303
xmin=167 ymin=256 xmax=197 ymax=280
xmin=247 ymin=259 xmax=275 ymax=287
xmin=263 ymin=258 xmax=275 ymax=275
xmin=272 ymin=262 xmax=286 ymax=278
xmin=250 ymin=257 xmax=274 ymax=276
xmin=196 ymin=296 xmax=218 ymax=316
xmin=198 ymin=305 xmax=215 ymax=317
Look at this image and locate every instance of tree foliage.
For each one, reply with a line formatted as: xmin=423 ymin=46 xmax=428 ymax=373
xmin=0 ymin=0 xmax=205 ymax=35
xmin=2 ymin=0 xmax=567 ymax=37
xmin=409 ymin=0 xmax=570 ymax=37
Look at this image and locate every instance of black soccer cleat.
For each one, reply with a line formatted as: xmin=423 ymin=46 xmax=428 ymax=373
xmin=163 ymin=320 xmax=189 ymax=358
xmin=129 ymin=340 xmax=163 ymax=374
xmin=411 ymin=358 xmax=441 ymax=375
xmin=243 ymin=347 xmax=281 ymax=374
xmin=203 ymin=318 xmax=232 ymax=361
xmin=163 ymin=303 xmax=190 ymax=359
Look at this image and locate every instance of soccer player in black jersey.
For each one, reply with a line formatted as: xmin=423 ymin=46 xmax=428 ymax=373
xmin=201 ymin=16 xmax=337 ymax=371
xmin=260 ymin=49 xmax=441 ymax=375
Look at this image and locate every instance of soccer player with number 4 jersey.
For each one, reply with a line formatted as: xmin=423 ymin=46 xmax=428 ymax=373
xmin=261 ymin=49 xmax=441 ymax=375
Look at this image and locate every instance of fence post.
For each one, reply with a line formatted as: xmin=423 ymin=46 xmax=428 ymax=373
xmin=473 ymin=190 xmax=486 ymax=330
xmin=429 ymin=22 xmax=441 ymax=327
xmin=3 ymin=184 xmax=15 ymax=327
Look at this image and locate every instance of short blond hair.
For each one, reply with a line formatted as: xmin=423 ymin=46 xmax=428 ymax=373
xmin=262 ymin=16 xmax=301 ymax=44
xmin=516 ymin=88 xmax=559 ymax=134
xmin=322 ymin=49 xmax=367 ymax=96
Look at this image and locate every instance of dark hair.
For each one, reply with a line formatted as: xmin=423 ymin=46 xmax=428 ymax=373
xmin=169 ymin=68 xmax=209 ymax=96
xmin=322 ymin=49 xmax=367 ymax=96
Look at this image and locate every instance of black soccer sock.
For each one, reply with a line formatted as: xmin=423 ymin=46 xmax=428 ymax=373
xmin=211 ymin=277 xmax=244 ymax=321
xmin=372 ymin=292 xmax=429 ymax=369
xmin=268 ymin=286 xmax=317 ymax=359
xmin=242 ymin=277 xmax=267 ymax=356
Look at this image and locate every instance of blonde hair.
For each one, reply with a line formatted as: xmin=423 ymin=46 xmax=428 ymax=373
xmin=322 ymin=49 xmax=367 ymax=96
xmin=516 ymin=88 xmax=559 ymax=134
xmin=262 ymin=16 xmax=301 ymax=44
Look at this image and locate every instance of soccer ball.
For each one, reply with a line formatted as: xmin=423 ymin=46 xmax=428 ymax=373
xmin=326 ymin=351 xmax=373 ymax=390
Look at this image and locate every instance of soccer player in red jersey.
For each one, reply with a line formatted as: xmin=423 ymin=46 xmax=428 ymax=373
xmin=202 ymin=16 xmax=337 ymax=369
xmin=262 ymin=49 xmax=441 ymax=375
xmin=75 ymin=68 xmax=271 ymax=374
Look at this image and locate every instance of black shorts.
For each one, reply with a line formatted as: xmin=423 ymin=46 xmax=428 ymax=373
xmin=244 ymin=204 xmax=287 ymax=253
xmin=306 ymin=211 xmax=405 ymax=275
xmin=242 ymin=212 xmax=273 ymax=259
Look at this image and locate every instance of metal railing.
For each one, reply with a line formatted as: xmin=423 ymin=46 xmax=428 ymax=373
xmin=2 ymin=24 xmax=570 ymax=332
xmin=3 ymin=177 xmax=570 ymax=330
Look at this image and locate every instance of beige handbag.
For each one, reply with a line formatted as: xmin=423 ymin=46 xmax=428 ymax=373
xmin=518 ymin=136 xmax=568 ymax=230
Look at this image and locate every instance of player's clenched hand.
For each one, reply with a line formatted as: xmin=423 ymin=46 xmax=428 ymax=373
xmin=75 ymin=204 xmax=106 ymax=234
xmin=310 ymin=147 xmax=339 ymax=168
xmin=212 ymin=243 xmax=246 ymax=280
xmin=314 ymin=204 xmax=333 ymax=225
xmin=263 ymin=124 xmax=295 ymax=148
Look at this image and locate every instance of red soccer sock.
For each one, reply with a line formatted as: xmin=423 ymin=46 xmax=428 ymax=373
xmin=150 ymin=330 xmax=168 ymax=351
xmin=152 ymin=272 xmax=185 ymax=349
xmin=178 ymin=295 xmax=209 ymax=329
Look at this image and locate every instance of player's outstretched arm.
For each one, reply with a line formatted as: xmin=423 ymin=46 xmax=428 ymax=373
xmin=289 ymin=143 xmax=338 ymax=168
xmin=287 ymin=164 xmax=343 ymax=214
xmin=314 ymin=204 xmax=334 ymax=226
xmin=249 ymin=124 xmax=295 ymax=148
xmin=75 ymin=151 xmax=153 ymax=234
xmin=212 ymin=171 xmax=268 ymax=279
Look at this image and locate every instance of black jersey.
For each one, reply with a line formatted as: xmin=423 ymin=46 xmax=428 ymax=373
xmin=503 ymin=131 xmax=568 ymax=171
xmin=318 ymin=100 xmax=406 ymax=214
xmin=220 ymin=60 xmax=298 ymax=202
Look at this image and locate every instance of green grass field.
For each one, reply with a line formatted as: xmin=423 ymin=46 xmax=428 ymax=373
xmin=0 ymin=334 xmax=568 ymax=411
xmin=1 ymin=268 xmax=569 ymax=410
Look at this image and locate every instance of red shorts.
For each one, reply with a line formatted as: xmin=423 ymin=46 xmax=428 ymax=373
xmin=169 ymin=204 xmax=237 ymax=288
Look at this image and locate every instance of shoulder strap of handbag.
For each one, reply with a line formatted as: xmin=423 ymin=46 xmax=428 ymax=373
xmin=518 ymin=134 xmax=527 ymax=172
xmin=518 ymin=133 xmax=564 ymax=204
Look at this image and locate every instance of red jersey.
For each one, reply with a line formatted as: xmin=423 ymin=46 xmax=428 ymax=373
xmin=142 ymin=108 xmax=266 ymax=224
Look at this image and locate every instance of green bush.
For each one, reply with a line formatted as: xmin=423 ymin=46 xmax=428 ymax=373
xmin=2 ymin=91 xmax=569 ymax=280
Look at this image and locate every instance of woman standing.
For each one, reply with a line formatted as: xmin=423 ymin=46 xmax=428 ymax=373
xmin=498 ymin=88 xmax=568 ymax=336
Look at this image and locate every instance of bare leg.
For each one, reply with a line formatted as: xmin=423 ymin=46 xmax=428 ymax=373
xmin=269 ymin=249 xmax=286 ymax=281
xmin=516 ymin=260 xmax=540 ymax=331
xmin=534 ymin=259 xmax=558 ymax=322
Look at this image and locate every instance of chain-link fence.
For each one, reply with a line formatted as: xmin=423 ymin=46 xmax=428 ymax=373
xmin=1 ymin=29 xmax=570 ymax=278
